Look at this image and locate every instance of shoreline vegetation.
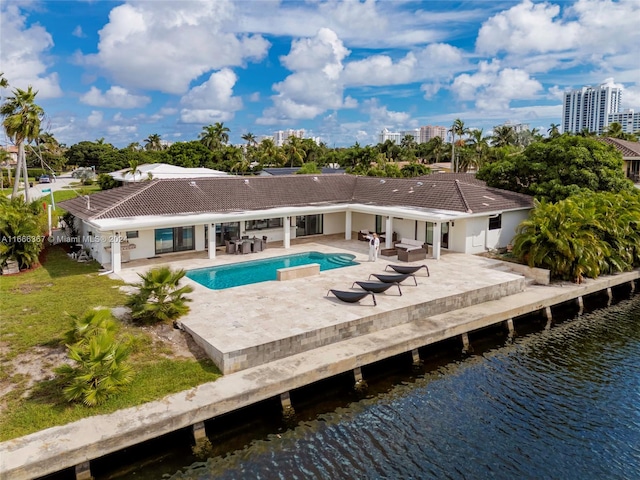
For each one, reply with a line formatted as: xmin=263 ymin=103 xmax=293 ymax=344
xmin=0 ymin=246 xmax=220 ymax=442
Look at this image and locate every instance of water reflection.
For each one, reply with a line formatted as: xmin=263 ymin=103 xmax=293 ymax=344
xmin=166 ymin=295 xmax=640 ymax=480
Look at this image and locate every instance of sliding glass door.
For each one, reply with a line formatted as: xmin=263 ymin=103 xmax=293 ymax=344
xmin=155 ymin=226 xmax=195 ymax=254
xmin=296 ymin=215 xmax=323 ymax=236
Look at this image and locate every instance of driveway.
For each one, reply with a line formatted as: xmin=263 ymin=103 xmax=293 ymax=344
xmin=9 ymin=174 xmax=81 ymax=201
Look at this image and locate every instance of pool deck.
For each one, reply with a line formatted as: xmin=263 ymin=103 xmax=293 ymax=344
xmin=116 ymin=238 xmax=527 ymax=374
xmin=2 ymin=238 xmax=638 ymax=480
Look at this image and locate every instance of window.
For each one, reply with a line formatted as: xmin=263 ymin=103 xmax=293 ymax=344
xmin=425 ymin=222 xmax=434 ymax=245
xmin=125 ymin=230 xmax=139 ymax=239
xmin=245 ymin=218 xmax=283 ymax=231
xmin=155 ymin=226 xmax=194 ymax=254
xmin=489 ymin=214 xmax=502 ymax=230
xmin=296 ymin=215 xmax=323 ymax=236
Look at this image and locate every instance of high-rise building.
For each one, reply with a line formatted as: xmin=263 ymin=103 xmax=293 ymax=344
xmin=608 ymin=109 xmax=640 ymax=135
xmin=562 ymin=82 xmax=622 ymax=135
xmin=273 ymin=129 xmax=306 ymax=146
xmin=379 ymin=126 xmax=448 ymax=144
xmin=419 ymin=125 xmax=448 ymax=143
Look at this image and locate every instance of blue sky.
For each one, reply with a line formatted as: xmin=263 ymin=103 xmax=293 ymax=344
xmin=2 ymin=0 xmax=639 ymax=148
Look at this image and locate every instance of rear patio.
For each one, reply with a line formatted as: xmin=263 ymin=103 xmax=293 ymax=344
xmin=114 ymin=237 xmax=527 ymax=374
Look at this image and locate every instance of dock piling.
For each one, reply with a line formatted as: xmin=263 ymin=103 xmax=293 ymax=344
xmin=577 ymin=296 xmax=584 ymax=316
xmin=461 ymin=333 xmax=473 ymax=354
xmin=607 ymin=287 xmax=613 ymax=306
xmin=353 ymin=367 xmax=368 ymax=392
xmin=631 ymin=280 xmax=636 ymax=294
xmin=411 ymin=348 xmax=423 ymax=367
xmin=544 ymin=306 xmax=553 ymax=330
xmin=75 ymin=461 xmax=92 ymax=480
xmin=505 ymin=318 xmax=516 ymax=342
xmin=280 ymin=391 xmax=295 ymax=420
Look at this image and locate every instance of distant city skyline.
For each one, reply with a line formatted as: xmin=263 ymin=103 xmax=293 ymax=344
xmin=1 ymin=0 xmax=639 ymax=148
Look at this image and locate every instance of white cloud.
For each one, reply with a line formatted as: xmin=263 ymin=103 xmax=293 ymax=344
xmin=363 ymin=98 xmax=411 ymax=126
xmin=259 ymin=28 xmax=354 ymax=124
xmin=622 ymin=85 xmax=640 ymax=109
xmin=87 ymin=111 xmax=103 ymax=127
xmin=476 ymin=0 xmax=640 ymax=77
xmin=451 ymin=61 xmax=542 ymax=112
xmin=232 ymin=0 xmax=484 ymax=48
xmin=343 ymin=43 xmax=466 ymax=87
xmin=80 ymin=86 xmax=151 ymax=108
xmin=0 ymin=3 xmax=62 ymax=98
xmin=83 ymin=1 xmax=270 ymax=94
xmin=72 ymin=25 xmax=85 ymax=38
xmin=476 ymin=0 xmax=580 ymax=56
xmin=179 ymin=68 xmax=243 ymax=123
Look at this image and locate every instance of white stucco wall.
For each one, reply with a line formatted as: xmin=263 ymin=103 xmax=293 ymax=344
xmin=499 ymin=210 xmax=529 ymax=247
xmin=323 ymin=212 xmax=345 ymax=235
xmin=391 ymin=218 xmax=416 ymax=241
xmin=351 ymin=212 xmax=375 ymax=233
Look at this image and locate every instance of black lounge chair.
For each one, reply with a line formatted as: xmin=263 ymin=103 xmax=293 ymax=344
xmin=368 ymin=272 xmax=418 ymax=286
xmin=327 ymin=289 xmax=377 ymax=306
xmin=385 ymin=264 xmax=430 ymax=277
xmin=351 ymin=280 xmax=402 ymax=296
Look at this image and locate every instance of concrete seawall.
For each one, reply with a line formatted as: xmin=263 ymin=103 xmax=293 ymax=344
xmin=1 ymin=270 xmax=638 ymax=480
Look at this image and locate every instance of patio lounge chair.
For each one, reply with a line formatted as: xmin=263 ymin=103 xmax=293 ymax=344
xmin=327 ymin=289 xmax=377 ymax=306
xmin=385 ymin=264 xmax=430 ymax=277
xmin=351 ymin=280 xmax=402 ymax=296
xmin=368 ymin=272 xmax=418 ymax=286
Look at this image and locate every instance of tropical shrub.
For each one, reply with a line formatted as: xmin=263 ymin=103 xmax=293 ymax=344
xmin=56 ymin=309 xmax=133 ymax=406
xmin=0 ymin=198 xmax=45 ymax=269
xmin=126 ymin=266 xmax=193 ymax=324
xmin=512 ymin=191 xmax=640 ymax=282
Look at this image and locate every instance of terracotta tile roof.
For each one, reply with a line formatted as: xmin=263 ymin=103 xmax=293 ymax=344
xmin=59 ymin=173 xmax=533 ymax=221
xmin=600 ymin=137 xmax=640 ymax=158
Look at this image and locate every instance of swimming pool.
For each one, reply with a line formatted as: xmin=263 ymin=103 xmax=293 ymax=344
xmin=186 ymin=251 xmax=359 ymax=290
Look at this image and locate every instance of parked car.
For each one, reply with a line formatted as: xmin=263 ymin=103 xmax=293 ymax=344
xmin=39 ymin=175 xmax=51 ymax=183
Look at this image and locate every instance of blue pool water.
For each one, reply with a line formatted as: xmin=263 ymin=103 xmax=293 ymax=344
xmin=186 ymin=251 xmax=359 ymax=290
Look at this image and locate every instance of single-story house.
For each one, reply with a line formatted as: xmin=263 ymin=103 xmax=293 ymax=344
xmin=600 ymin=137 xmax=640 ymax=183
xmin=109 ymin=163 xmax=228 ymax=183
xmin=58 ymin=173 xmax=534 ymax=273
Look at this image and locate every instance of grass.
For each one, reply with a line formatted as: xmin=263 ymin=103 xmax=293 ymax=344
xmin=0 ymin=246 xmax=221 ymax=441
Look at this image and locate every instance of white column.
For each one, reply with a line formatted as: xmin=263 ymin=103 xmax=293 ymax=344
xmin=111 ymin=232 xmax=122 ymax=273
xmin=345 ymin=211 xmax=352 ymax=240
xmin=208 ymin=223 xmax=216 ymax=260
xmin=284 ymin=217 xmax=291 ymax=249
xmin=432 ymin=222 xmax=441 ymax=260
xmin=385 ymin=216 xmax=393 ymax=248
xmin=194 ymin=224 xmax=205 ymax=251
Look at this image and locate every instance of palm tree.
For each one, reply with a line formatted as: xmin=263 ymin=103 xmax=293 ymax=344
xmin=1 ymin=85 xmax=44 ymax=202
xmin=257 ymin=138 xmax=284 ymax=167
xmin=548 ymin=123 xmax=561 ymax=139
xmin=0 ymin=72 xmax=8 ymax=89
xmin=56 ymin=310 xmax=132 ymax=407
xmin=450 ymin=118 xmax=468 ymax=172
xmin=126 ymin=266 xmax=194 ymax=324
xmin=124 ymin=159 xmax=142 ymax=181
xmin=199 ymin=123 xmax=230 ymax=151
xmin=465 ymin=129 xmax=489 ymax=171
xmin=144 ymin=133 xmax=163 ymax=151
xmin=603 ymin=122 xmax=626 ymax=139
xmin=126 ymin=142 xmax=141 ymax=151
xmin=283 ymin=135 xmax=305 ymax=167
xmin=491 ymin=125 xmax=516 ymax=148
xmin=241 ymin=132 xmax=257 ymax=147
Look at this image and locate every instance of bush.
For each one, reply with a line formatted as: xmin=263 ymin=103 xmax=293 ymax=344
xmin=56 ymin=309 xmax=133 ymax=406
xmin=126 ymin=266 xmax=193 ymax=324
xmin=0 ymin=198 xmax=45 ymax=269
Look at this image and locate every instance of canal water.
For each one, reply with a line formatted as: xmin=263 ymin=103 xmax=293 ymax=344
xmin=96 ymin=290 xmax=640 ymax=480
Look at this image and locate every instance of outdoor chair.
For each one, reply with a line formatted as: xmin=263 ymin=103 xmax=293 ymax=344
xmin=241 ymin=240 xmax=252 ymax=254
xmin=385 ymin=264 xmax=430 ymax=277
xmin=225 ymin=240 xmax=237 ymax=254
xmin=351 ymin=280 xmax=402 ymax=296
xmin=326 ymin=289 xmax=377 ymax=306
xmin=368 ymin=272 xmax=418 ymax=286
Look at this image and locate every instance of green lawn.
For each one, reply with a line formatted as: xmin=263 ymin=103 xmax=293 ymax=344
xmin=0 ymin=246 xmax=221 ymax=441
